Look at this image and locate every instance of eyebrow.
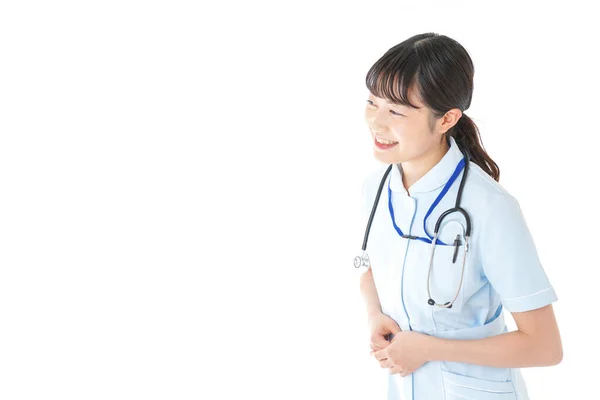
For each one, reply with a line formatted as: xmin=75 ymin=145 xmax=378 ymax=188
xmin=368 ymin=94 xmax=421 ymax=110
xmin=385 ymin=99 xmax=421 ymax=110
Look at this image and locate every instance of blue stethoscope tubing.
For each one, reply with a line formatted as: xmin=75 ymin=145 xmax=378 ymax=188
xmin=354 ymin=145 xmax=472 ymax=309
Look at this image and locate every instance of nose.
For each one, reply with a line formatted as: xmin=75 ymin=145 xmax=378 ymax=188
xmin=370 ymin=122 xmax=389 ymax=137
xmin=365 ymin=106 xmax=390 ymax=132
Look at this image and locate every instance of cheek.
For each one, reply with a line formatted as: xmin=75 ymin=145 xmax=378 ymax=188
xmin=364 ymin=108 xmax=374 ymax=121
xmin=390 ymin=126 xmax=412 ymax=144
xmin=391 ymin=129 xmax=422 ymax=156
xmin=392 ymin=119 xmax=426 ymax=144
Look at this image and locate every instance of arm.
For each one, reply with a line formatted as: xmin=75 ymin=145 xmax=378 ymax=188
xmin=360 ymin=268 xmax=383 ymax=317
xmin=427 ymin=304 xmax=563 ymax=367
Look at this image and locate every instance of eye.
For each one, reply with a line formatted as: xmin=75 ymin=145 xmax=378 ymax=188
xmin=366 ymin=100 xmax=404 ymax=116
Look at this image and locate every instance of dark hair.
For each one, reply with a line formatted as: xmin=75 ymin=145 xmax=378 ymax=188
xmin=365 ymin=33 xmax=500 ymax=182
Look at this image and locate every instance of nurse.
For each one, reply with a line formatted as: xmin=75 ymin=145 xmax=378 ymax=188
xmin=358 ymin=33 xmax=563 ymax=400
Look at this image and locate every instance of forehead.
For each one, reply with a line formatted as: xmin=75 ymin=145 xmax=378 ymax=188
xmin=368 ymin=86 xmax=425 ymax=111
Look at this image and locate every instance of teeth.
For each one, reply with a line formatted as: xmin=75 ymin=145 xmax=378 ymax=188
xmin=376 ymin=137 xmax=397 ymax=145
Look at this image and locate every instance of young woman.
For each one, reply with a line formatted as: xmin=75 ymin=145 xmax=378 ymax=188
xmin=358 ymin=33 xmax=562 ymax=400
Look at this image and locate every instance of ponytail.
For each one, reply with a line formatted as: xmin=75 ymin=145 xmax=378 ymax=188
xmin=448 ymin=113 xmax=500 ymax=182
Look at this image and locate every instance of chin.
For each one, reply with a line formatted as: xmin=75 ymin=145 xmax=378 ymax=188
xmin=373 ymin=150 xmax=403 ymax=165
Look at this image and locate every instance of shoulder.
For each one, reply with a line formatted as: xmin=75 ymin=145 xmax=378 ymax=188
xmin=464 ymin=162 xmax=529 ymax=241
xmin=464 ymin=161 xmax=520 ymax=211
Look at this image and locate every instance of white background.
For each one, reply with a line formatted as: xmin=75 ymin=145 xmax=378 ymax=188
xmin=1 ymin=1 xmax=598 ymax=399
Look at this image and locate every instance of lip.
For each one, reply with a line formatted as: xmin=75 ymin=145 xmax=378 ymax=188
xmin=373 ymin=135 xmax=398 ymax=150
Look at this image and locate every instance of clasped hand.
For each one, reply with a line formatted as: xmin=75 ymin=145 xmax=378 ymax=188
xmin=369 ymin=313 xmax=432 ymax=377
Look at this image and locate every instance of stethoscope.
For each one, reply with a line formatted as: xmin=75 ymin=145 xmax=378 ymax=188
xmin=354 ymin=145 xmax=472 ymax=309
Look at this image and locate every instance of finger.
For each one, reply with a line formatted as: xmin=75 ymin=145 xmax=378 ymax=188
xmin=370 ymin=349 xmax=386 ymax=358
xmin=383 ymin=318 xmax=402 ymax=335
xmin=372 ymin=349 xmax=388 ymax=362
xmin=379 ymin=358 xmax=393 ymax=369
xmin=389 ymin=365 xmax=405 ymax=376
xmin=371 ymin=333 xmax=390 ymax=349
xmin=370 ymin=340 xmax=388 ymax=352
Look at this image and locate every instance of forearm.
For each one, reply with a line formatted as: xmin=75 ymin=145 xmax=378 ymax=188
xmin=427 ymin=329 xmax=560 ymax=368
xmin=359 ymin=268 xmax=382 ymax=317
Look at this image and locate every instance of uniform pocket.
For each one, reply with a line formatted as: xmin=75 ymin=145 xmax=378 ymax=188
xmin=428 ymin=243 xmax=466 ymax=305
xmin=441 ymin=369 xmax=517 ymax=400
xmin=426 ymin=241 xmax=468 ymax=332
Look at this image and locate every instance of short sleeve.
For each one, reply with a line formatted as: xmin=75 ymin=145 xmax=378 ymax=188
xmin=479 ymin=193 xmax=558 ymax=312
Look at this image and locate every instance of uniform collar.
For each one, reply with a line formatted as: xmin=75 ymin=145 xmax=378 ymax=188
xmin=389 ymin=135 xmax=465 ymax=194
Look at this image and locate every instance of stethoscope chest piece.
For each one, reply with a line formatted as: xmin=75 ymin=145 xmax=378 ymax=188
xmin=354 ymin=251 xmax=370 ymax=269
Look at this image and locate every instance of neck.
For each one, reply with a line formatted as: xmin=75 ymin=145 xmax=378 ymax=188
xmin=400 ymin=140 xmax=449 ymax=193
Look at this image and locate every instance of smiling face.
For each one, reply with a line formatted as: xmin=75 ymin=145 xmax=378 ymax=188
xmin=364 ymin=85 xmax=445 ymax=165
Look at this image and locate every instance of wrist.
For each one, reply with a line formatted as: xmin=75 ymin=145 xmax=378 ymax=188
xmin=367 ymin=308 xmax=382 ymax=318
xmin=425 ymin=336 xmax=443 ymax=362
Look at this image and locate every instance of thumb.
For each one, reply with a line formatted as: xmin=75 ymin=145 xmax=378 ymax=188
xmin=386 ymin=319 xmax=402 ymax=335
xmin=372 ymin=334 xmax=390 ymax=349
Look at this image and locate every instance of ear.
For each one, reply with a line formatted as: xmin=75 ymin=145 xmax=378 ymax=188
xmin=437 ymin=108 xmax=463 ymax=135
